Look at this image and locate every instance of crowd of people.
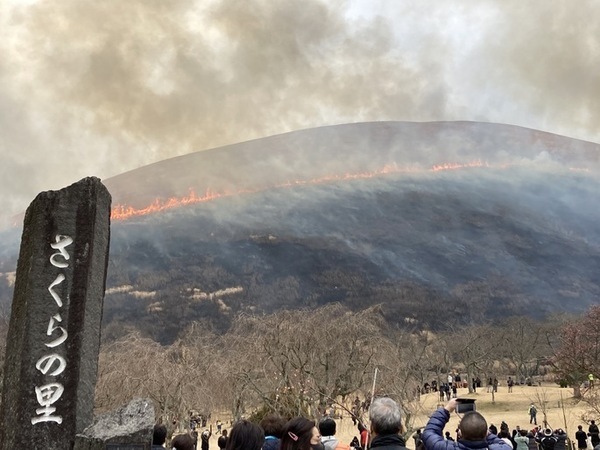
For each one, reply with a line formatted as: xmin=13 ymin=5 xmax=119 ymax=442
xmin=151 ymin=396 xmax=600 ymax=450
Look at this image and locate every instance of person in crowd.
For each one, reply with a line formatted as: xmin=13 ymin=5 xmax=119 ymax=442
xmin=350 ymin=437 xmax=361 ymax=450
xmin=319 ymin=417 xmax=350 ymax=450
xmin=445 ymin=432 xmax=455 ymax=442
xmin=368 ymin=397 xmax=407 ymax=450
xmin=173 ymin=434 xmax=196 ymax=450
xmin=576 ymin=425 xmax=588 ymax=449
xmin=152 ymin=423 xmax=168 ymax=450
xmin=201 ymin=427 xmax=212 ymax=450
xmin=538 ymin=429 xmax=557 ymax=450
xmin=413 ymin=429 xmax=424 ymax=450
xmin=514 ymin=429 xmax=529 ymax=450
xmin=498 ymin=430 xmax=512 ymax=448
xmin=218 ymin=429 xmax=228 ymax=450
xmin=226 ymin=419 xmax=265 ymax=450
xmin=554 ymin=429 xmax=567 ymax=450
xmin=589 ymin=420 xmax=600 ymax=448
xmin=490 ymin=424 xmax=498 ymax=436
xmin=526 ymin=429 xmax=539 ymax=450
xmin=280 ymin=417 xmax=322 ymax=450
xmin=422 ymin=398 xmax=509 ymax=450
xmin=358 ymin=422 xmax=369 ymax=450
xmin=261 ymin=414 xmax=287 ymax=450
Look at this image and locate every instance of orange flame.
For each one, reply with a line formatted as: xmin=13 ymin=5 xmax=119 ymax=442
xmin=110 ymin=160 xmax=495 ymax=221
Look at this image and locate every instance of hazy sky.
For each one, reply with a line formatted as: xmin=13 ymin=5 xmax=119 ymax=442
xmin=1 ymin=0 xmax=599 ymax=226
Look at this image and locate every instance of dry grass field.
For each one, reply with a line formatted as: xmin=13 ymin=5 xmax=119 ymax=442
xmin=200 ymin=383 xmax=594 ymax=450
xmin=333 ymin=383 xmax=592 ymax=449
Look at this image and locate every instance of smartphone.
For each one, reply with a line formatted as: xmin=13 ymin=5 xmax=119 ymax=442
xmin=456 ymin=399 xmax=476 ymax=413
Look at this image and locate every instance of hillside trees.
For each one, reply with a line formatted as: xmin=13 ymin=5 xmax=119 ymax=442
xmin=95 ymin=330 xmax=216 ymax=424
xmin=552 ymin=305 xmax=600 ymax=398
xmin=500 ymin=316 xmax=547 ymax=381
xmin=88 ymin=304 xmax=599 ymax=429
xmin=221 ymin=304 xmax=386 ymax=420
xmin=446 ymin=324 xmax=504 ymax=396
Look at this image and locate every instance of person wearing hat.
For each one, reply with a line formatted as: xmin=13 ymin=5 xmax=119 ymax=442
xmin=538 ymin=429 xmax=557 ymax=450
xmin=422 ymin=398 xmax=510 ymax=450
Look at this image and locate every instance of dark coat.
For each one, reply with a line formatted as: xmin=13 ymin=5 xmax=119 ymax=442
xmin=369 ymin=434 xmax=408 ymax=450
xmin=263 ymin=436 xmax=281 ymax=450
xmin=422 ymin=408 xmax=510 ymax=450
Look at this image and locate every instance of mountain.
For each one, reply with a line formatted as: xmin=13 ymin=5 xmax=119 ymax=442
xmin=1 ymin=121 xmax=599 ymax=344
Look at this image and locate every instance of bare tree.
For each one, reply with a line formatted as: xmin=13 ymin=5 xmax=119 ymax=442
xmin=447 ymin=323 xmax=504 ymax=400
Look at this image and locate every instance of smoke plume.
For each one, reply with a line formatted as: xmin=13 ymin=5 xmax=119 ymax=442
xmin=0 ymin=0 xmax=599 ymax=226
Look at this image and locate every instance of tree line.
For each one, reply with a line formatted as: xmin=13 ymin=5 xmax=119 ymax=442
xmin=91 ymin=304 xmax=600 ymax=432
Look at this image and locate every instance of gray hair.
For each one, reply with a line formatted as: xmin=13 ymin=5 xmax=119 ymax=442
xmin=369 ymin=397 xmax=402 ymax=435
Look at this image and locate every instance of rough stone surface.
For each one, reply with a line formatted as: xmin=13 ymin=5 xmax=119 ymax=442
xmin=0 ymin=177 xmax=111 ymax=449
xmin=73 ymin=398 xmax=154 ymax=450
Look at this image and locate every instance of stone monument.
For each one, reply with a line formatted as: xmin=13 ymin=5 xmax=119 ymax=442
xmin=0 ymin=177 xmax=111 ymax=449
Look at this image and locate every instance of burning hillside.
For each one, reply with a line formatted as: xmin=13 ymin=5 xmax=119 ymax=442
xmin=1 ymin=121 xmax=600 ymax=343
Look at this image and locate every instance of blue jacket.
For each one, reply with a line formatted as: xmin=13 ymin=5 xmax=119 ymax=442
xmin=422 ymin=408 xmax=510 ymax=450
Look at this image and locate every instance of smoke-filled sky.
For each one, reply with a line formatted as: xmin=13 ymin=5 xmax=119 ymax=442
xmin=1 ymin=0 xmax=599 ymax=226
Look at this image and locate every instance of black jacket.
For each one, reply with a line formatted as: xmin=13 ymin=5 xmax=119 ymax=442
xmin=370 ymin=434 xmax=408 ymax=450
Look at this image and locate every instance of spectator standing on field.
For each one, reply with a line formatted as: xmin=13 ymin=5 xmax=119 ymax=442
xmin=589 ymin=421 xmax=600 ymax=447
xmin=576 ymin=426 xmax=588 ymax=450
xmin=528 ymin=404 xmax=537 ymax=425
xmin=218 ymin=429 xmax=228 ymax=450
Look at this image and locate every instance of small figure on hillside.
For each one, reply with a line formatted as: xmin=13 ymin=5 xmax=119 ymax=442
xmin=589 ymin=420 xmax=600 ymax=447
xmin=507 ymin=377 xmax=514 ymax=393
xmin=493 ymin=378 xmax=499 ymax=393
xmin=528 ymin=403 xmax=537 ymax=425
xmin=576 ymin=425 xmax=588 ymax=449
xmin=217 ymin=420 xmax=222 ymax=433
xmin=589 ymin=374 xmax=595 ymax=388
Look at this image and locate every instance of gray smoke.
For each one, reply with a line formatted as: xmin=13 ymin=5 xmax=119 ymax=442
xmin=0 ymin=0 xmax=599 ymax=227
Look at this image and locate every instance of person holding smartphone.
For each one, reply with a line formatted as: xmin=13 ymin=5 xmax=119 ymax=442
xmin=421 ymin=398 xmax=511 ymax=450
